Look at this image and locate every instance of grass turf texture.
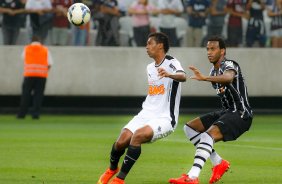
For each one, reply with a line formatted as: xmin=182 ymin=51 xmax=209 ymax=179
xmin=0 ymin=114 xmax=281 ymax=184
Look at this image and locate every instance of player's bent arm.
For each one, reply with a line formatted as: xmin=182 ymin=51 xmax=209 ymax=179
xmin=205 ymin=70 xmax=235 ymax=84
xmin=169 ymin=71 xmax=187 ymax=82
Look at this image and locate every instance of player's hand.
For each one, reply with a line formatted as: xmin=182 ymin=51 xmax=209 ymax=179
xmin=189 ymin=66 xmax=207 ymax=81
xmin=157 ymin=67 xmax=170 ymax=79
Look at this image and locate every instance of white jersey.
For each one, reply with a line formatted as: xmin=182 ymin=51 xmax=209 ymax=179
xmin=138 ymin=55 xmax=185 ymax=128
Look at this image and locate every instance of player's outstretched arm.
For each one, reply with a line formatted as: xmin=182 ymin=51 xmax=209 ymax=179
xmin=158 ymin=67 xmax=186 ymax=82
xmin=189 ymin=66 xmax=207 ymax=81
xmin=189 ymin=66 xmax=235 ymax=84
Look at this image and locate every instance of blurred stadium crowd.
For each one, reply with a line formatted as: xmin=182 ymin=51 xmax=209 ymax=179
xmin=0 ymin=0 xmax=282 ymax=47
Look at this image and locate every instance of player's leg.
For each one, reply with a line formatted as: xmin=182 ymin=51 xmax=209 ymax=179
xmin=111 ymin=129 xmax=133 ymax=170
xmin=97 ymin=129 xmax=132 ymax=184
xmin=114 ymin=125 xmax=154 ymax=182
xmin=99 ymin=115 xmax=147 ymax=184
xmin=188 ymin=125 xmax=222 ymax=182
xmin=208 ymin=112 xmax=252 ymax=183
xmin=184 ymin=114 xmax=224 ymax=167
xmin=169 ymin=126 xmax=219 ymax=184
xmin=186 ymin=114 xmax=230 ymax=184
xmin=111 ymin=117 xmax=174 ymax=183
xmin=169 ymin=112 xmax=225 ymax=184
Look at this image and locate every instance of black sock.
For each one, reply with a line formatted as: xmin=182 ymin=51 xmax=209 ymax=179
xmin=110 ymin=143 xmax=125 ymax=170
xmin=117 ymin=145 xmax=141 ymax=180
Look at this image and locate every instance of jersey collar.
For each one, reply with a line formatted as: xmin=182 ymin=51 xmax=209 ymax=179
xmin=155 ymin=55 xmax=166 ymax=67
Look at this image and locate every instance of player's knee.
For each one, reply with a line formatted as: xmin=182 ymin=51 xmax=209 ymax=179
xmin=115 ymin=140 xmax=128 ymax=150
xmin=206 ymin=125 xmax=223 ymax=142
xmin=132 ymin=130 xmax=152 ymax=145
xmin=184 ymin=123 xmax=199 ymax=136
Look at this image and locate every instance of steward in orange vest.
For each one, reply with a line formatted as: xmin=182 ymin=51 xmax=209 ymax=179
xmin=17 ymin=36 xmax=53 ymax=119
xmin=24 ymin=42 xmax=49 ymax=78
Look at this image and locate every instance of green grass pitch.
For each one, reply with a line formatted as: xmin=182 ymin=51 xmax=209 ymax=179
xmin=0 ymin=114 xmax=281 ymax=184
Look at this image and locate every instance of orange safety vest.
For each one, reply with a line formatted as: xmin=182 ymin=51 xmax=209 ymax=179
xmin=24 ymin=44 xmax=49 ymax=78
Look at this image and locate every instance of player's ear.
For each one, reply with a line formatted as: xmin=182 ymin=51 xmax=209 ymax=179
xmin=221 ymin=48 xmax=226 ymax=56
xmin=158 ymin=42 xmax=164 ymax=50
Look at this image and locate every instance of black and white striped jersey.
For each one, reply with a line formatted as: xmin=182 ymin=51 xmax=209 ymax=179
xmin=210 ymin=58 xmax=253 ymax=119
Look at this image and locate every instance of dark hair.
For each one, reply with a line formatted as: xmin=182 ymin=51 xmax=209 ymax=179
xmin=31 ymin=35 xmax=41 ymax=43
xmin=148 ymin=32 xmax=169 ymax=53
xmin=207 ymin=36 xmax=226 ymax=50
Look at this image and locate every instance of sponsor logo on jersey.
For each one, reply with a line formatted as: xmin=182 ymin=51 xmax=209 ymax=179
xmin=169 ymin=63 xmax=176 ymax=71
xmin=148 ymin=84 xmax=165 ymax=96
xmin=225 ymin=61 xmax=234 ymax=68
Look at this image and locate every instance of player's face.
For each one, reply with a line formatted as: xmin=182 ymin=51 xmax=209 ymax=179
xmin=206 ymin=41 xmax=224 ymax=64
xmin=146 ymin=37 xmax=161 ymax=58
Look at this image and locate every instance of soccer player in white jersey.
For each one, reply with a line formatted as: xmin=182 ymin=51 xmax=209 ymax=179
xmin=97 ymin=32 xmax=186 ymax=184
xmin=169 ymin=36 xmax=253 ymax=184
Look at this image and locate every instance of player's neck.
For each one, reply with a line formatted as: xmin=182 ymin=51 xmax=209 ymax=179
xmin=154 ymin=54 xmax=166 ymax=65
xmin=213 ymin=56 xmax=225 ymax=69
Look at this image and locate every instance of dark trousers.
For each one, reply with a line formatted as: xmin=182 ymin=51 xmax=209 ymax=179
xmin=133 ymin=25 xmax=150 ymax=47
xmin=160 ymin=27 xmax=179 ymax=47
xmin=96 ymin=14 xmax=120 ymax=46
xmin=2 ymin=26 xmax=20 ymax=45
xmin=227 ymin=25 xmax=242 ymax=47
xmin=18 ymin=77 xmax=46 ymax=118
xmin=30 ymin=13 xmax=51 ymax=44
xmin=246 ymin=19 xmax=266 ymax=47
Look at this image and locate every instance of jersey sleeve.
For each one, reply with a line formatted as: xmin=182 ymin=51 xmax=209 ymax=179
xmin=223 ymin=60 xmax=238 ymax=74
xmin=170 ymin=59 xmax=185 ymax=74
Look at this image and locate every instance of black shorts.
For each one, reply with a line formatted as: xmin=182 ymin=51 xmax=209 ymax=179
xmin=200 ymin=110 xmax=252 ymax=141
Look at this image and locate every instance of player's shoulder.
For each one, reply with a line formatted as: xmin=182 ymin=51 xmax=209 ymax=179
xmin=163 ymin=55 xmax=185 ymax=73
xmin=224 ymin=58 xmax=238 ymax=64
xmin=164 ymin=55 xmax=181 ymax=64
xmin=147 ymin=61 xmax=155 ymax=69
xmin=165 ymin=55 xmax=175 ymax=60
xmin=222 ymin=58 xmax=239 ymax=68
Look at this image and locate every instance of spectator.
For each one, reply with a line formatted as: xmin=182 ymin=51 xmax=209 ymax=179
xmin=205 ymin=0 xmax=227 ymax=43
xmin=25 ymin=0 xmax=53 ymax=43
xmin=95 ymin=0 xmax=121 ymax=46
xmin=128 ymin=0 xmax=158 ymax=46
xmin=71 ymin=22 xmax=91 ymax=46
xmin=51 ymin=0 xmax=73 ymax=46
xmin=118 ymin=0 xmax=135 ymax=16
xmin=157 ymin=0 xmax=184 ymax=47
xmin=0 ymin=0 xmax=25 ymax=45
xmin=245 ymin=0 xmax=267 ymax=47
xmin=226 ymin=0 xmax=248 ymax=47
xmin=185 ymin=0 xmax=210 ymax=47
xmin=267 ymin=0 xmax=282 ymax=47
xmin=17 ymin=36 xmax=53 ymax=120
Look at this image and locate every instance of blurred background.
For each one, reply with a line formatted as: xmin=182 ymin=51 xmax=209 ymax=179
xmin=1 ymin=0 xmax=281 ymax=115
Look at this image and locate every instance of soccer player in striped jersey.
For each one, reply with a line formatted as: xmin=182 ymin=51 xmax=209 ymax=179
xmin=169 ymin=36 xmax=253 ymax=184
xmin=97 ymin=32 xmax=186 ymax=184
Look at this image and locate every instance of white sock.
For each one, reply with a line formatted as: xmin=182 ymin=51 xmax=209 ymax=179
xmin=188 ymin=132 xmax=214 ymax=179
xmin=184 ymin=125 xmax=221 ymax=166
xmin=210 ymin=150 xmax=222 ymax=166
xmin=183 ymin=124 xmax=201 ymax=146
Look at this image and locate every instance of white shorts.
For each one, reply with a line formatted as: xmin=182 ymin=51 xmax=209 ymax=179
xmin=123 ymin=115 xmax=175 ymax=142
